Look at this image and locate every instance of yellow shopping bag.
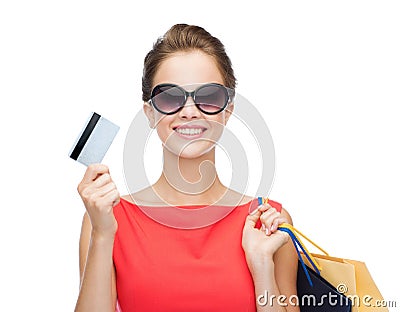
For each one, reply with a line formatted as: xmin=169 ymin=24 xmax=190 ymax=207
xmin=278 ymin=223 xmax=388 ymax=312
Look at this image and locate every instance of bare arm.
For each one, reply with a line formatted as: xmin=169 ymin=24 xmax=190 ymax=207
xmin=242 ymin=205 xmax=300 ymax=312
xmin=74 ymin=164 xmax=119 ymax=312
xmin=75 ymin=213 xmax=117 ymax=312
xmin=272 ymin=209 xmax=299 ymax=312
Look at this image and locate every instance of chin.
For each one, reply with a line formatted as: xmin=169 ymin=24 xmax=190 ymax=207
xmin=164 ymin=141 xmax=216 ymax=159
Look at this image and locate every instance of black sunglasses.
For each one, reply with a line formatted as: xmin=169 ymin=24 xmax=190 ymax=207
xmin=149 ymin=83 xmax=234 ymax=115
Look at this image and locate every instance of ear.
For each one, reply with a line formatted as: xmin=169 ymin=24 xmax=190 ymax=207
xmin=143 ymin=101 xmax=156 ymax=128
xmin=224 ymin=101 xmax=234 ymax=124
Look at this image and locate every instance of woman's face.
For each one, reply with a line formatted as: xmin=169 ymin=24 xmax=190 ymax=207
xmin=144 ymin=50 xmax=234 ymax=159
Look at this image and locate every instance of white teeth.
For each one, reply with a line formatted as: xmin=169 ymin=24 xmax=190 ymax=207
xmin=175 ymin=128 xmax=204 ymax=135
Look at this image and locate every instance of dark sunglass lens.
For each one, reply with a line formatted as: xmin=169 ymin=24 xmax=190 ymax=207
xmin=195 ymin=85 xmax=228 ymax=113
xmin=152 ymin=85 xmax=185 ymax=114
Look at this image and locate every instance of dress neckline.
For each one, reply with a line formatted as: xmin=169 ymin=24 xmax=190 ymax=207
xmin=119 ymin=197 xmax=259 ymax=229
xmin=120 ymin=196 xmax=257 ymax=209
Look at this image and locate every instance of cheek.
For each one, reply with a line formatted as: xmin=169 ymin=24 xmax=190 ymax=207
xmin=207 ymin=115 xmax=226 ymax=140
xmin=156 ymin=128 xmax=170 ymax=144
xmin=211 ymin=111 xmax=228 ymax=126
xmin=154 ymin=114 xmax=173 ymax=142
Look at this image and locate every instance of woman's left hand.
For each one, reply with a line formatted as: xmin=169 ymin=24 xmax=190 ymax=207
xmin=242 ymin=203 xmax=289 ymax=269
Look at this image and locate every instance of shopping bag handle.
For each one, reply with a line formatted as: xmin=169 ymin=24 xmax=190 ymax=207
xmin=257 ymin=197 xmax=331 ymax=286
xmin=278 ymin=223 xmax=329 ymax=257
xmin=257 ymin=197 xmax=329 ymax=256
xmin=277 ymin=223 xmax=331 ymax=287
xmin=258 ymin=197 xmax=329 ymax=256
xmin=279 ymin=226 xmax=317 ymax=286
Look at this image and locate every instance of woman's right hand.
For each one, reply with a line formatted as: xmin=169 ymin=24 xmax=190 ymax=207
xmin=77 ymin=164 xmax=120 ymax=236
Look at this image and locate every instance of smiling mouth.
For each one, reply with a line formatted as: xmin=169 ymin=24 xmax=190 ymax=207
xmin=173 ymin=127 xmax=207 ymax=136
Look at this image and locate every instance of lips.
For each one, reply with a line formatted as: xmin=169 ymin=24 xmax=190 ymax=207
xmin=173 ymin=125 xmax=207 ymax=138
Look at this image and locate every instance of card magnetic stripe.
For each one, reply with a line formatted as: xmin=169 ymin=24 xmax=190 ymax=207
xmin=70 ymin=112 xmax=101 ymax=160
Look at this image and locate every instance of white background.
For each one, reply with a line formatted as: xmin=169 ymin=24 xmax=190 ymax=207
xmin=1 ymin=0 xmax=399 ymax=311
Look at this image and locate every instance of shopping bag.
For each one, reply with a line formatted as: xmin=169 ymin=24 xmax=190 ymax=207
xmin=296 ymin=259 xmax=352 ymax=311
xmin=301 ymin=253 xmax=389 ymax=312
xmin=279 ymin=224 xmax=352 ymax=311
xmin=278 ymin=223 xmax=388 ymax=312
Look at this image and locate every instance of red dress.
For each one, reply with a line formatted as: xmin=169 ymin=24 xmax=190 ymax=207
xmin=113 ymin=197 xmax=282 ymax=312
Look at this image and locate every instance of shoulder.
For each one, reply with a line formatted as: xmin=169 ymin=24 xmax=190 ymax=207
xmin=280 ymin=207 xmax=293 ymax=225
xmin=266 ymin=198 xmax=294 ymax=225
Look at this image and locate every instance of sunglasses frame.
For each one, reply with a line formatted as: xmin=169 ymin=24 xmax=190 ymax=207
xmin=149 ymin=83 xmax=235 ymax=115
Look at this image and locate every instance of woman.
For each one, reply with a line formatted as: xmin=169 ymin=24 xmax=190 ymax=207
xmin=75 ymin=24 xmax=299 ymax=312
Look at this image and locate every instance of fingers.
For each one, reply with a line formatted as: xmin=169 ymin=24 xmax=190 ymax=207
xmin=80 ymin=178 xmax=119 ymax=206
xmin=78 ymin=164 xmax=113 ymax=197
xmin=95 ymin=181 xmax=118 ymax=198
xmin=92 ymin=172 xmax=112 ymax=188
xmin=244 ymin=208 xmax=263 ymax=229
xmin=80 ymin=164 xmax=110 ymax=185
xmin=77 ymin=163 xmax=119 ymax=211
xmin=254 ymin=203 xmax=288 ymax=236
xmin=77 ymin=164 xmax=120 ymax=235
xmin=102 ymin=187 xmax=120 ymax=208
xmin=243 ymin=202 xmax=293 ymax=262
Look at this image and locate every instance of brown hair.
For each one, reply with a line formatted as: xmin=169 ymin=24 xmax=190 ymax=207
xmin=142 ymin=24 xmax=237 ymax=101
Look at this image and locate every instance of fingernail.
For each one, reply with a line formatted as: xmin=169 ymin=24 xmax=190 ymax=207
xmin=265 ymin=227 xmax=269 ymax=235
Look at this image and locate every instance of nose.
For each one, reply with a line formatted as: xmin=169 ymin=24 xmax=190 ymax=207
xmin=178 ymin=96 xmax=201 ymax=119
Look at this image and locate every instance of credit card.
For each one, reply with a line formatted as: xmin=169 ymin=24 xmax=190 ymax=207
xmin=69 ymin=112 xmax=119 ymax=166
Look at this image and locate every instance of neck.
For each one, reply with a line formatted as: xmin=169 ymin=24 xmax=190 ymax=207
xmin=153 ymin=147 xmax=227 ymax=205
